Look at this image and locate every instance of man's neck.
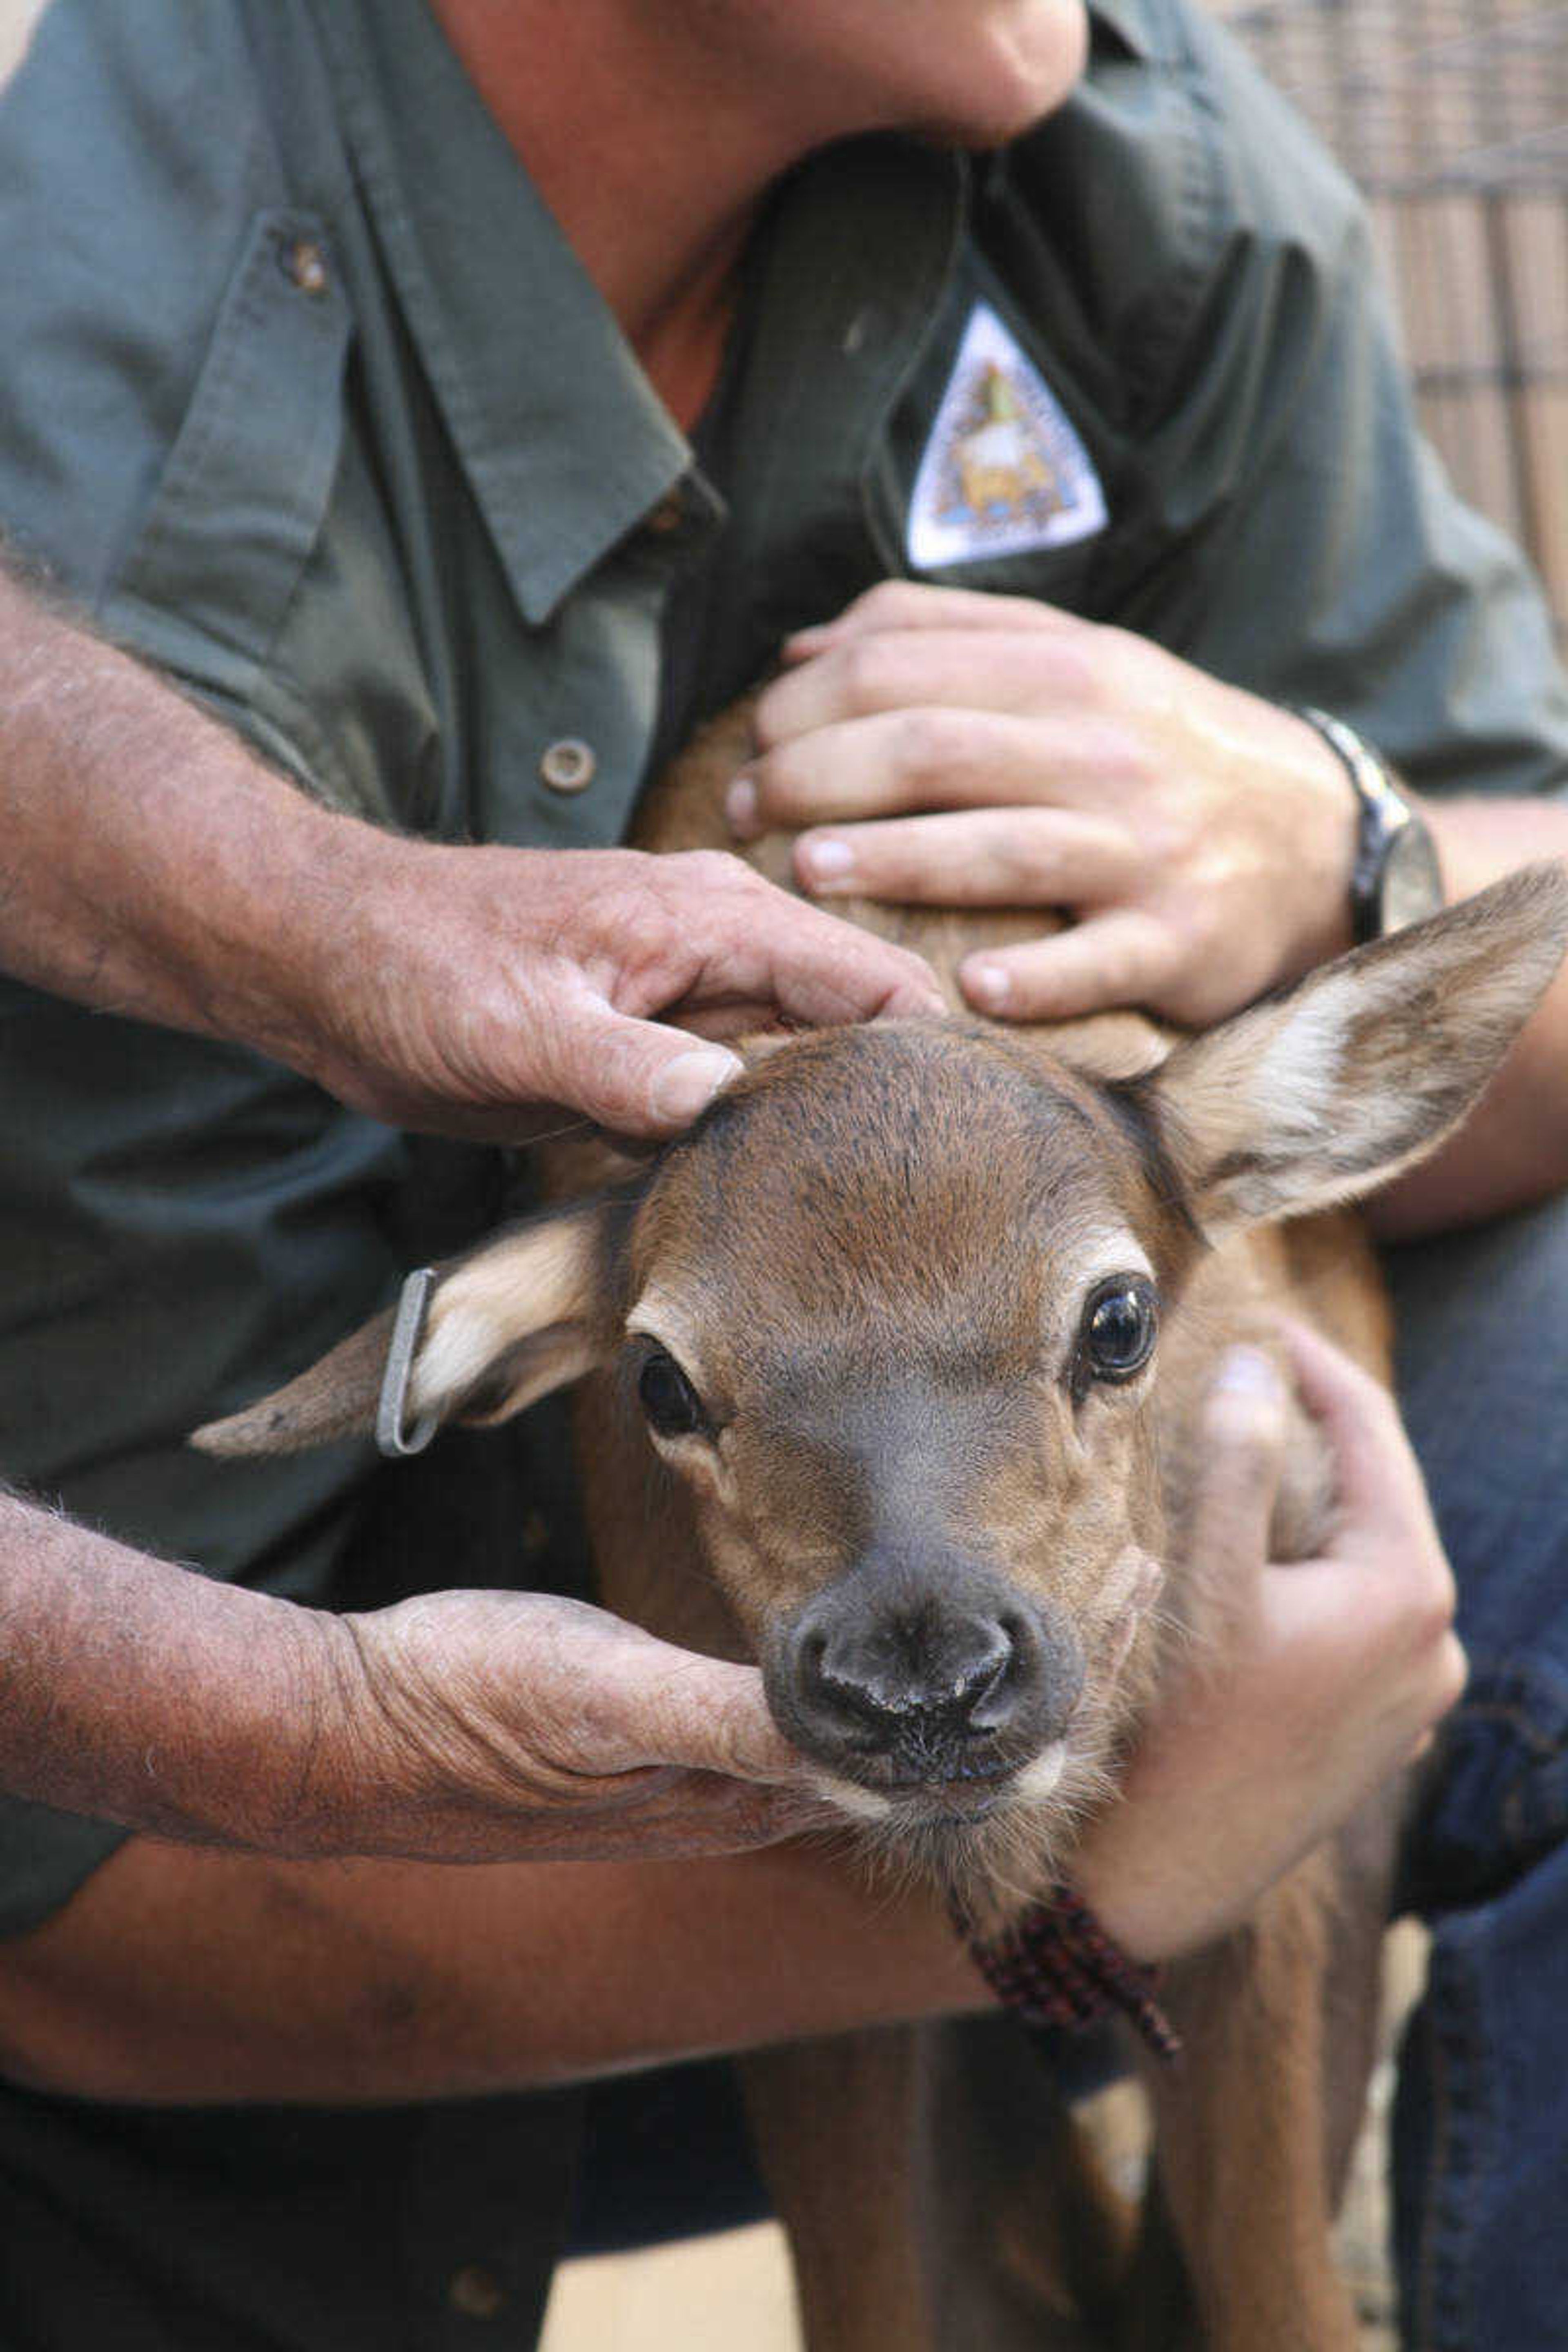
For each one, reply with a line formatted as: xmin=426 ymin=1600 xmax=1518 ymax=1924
xmin=431 ymin=1 xmax=820 ymax=430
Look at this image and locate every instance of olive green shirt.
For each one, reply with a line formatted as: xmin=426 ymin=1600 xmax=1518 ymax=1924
xmin=0 ymin=0 xmax=1566 ymax=2339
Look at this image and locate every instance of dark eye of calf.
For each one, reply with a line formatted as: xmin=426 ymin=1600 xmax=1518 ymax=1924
xmin=637 ymin=1348 xmax=708 ymax=1439
xmin=1075 ymin=1274 xmax=1159 ymax=1395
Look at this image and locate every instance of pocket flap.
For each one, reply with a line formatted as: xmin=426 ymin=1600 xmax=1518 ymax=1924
xmin=105 ymin=208 xmax=351 ymax=675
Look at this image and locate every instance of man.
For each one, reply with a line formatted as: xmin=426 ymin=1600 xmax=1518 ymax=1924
xmin=0 ymin=0 xmax=1561 ymax=2343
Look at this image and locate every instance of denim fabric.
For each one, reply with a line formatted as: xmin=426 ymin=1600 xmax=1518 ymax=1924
xmin=1385 ymin=1193 xmax=1568 ymax=2352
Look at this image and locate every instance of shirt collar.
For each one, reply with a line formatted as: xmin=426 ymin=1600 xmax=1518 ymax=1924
xmin=313 ymin=0 xmax=695 ymax=626
xmin=1085 ymin=0 xmax=1163 ymax=60
xmin=685 ymin=134 xmax=967 ymax=696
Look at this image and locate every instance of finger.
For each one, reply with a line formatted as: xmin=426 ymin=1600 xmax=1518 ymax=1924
xmin=607 ymin=1769 xmax=822 ymax=1850
xmin=1275 ymin=1317 xmax=1437 ymax=1545
xmin=530 ymin=1604 xmax=809 ymax=1784
xmin=496 ymin=1773 xmax=822 ymax=1863
xmin=783 ymin=582 xmax=1081 ymax=660
xmin=1256 ymin=1557 xmax=1464 ymax=1737
xmin=1185 ymin=1347 xmax=1289 ymax=1628
xmin=638 ymin=1651 xmax=808 ymax=1784
xmin=1407 ymin=1637 xmax=1470 ymax=1752
xmin=959 ymin=909 xmax=1180 ymax=1019
xmin=639 ymin=855 xmax=946 ymax=1027
xmin=754 ymin=630 xmax=1101 ymax=746
xmin=793 ymin=806 xmax=1137 ymax=907
xmin=575 ymin=1625 xmax=806 ymax=1784
xmin=729 ymin=708 xmax=1135 ymax=838
xmin=532 ymin=988 xmax=746 ymax=1138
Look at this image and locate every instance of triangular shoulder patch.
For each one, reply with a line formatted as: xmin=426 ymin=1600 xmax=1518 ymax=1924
xmin=906 ymin=303 xmax=1107 ymax=571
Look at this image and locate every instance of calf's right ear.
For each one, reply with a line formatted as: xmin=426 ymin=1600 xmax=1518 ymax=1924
xmin=192 ymin=1197 xmax=624 ymax=1457
xmin=1138 ymin=863 xmax=1568 ymax=1242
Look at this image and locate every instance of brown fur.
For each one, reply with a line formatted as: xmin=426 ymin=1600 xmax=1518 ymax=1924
xmin=195 ymin=698 xmax=1568 ymax=2348
xmin=568 ymin=710 xmax=1565 ymax=2348
xmin=582 ymin=707 xmax=1402 ymax=2351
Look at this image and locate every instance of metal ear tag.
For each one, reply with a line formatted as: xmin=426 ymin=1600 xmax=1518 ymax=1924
xmin=376 ymin=1265 xmax=441 ymax=1458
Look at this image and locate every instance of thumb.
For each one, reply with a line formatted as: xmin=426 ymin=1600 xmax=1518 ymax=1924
xmin=542 ymin=987 xmax=743 ymax=1138
xmin=1276 ymin=1317 xmax=1431 ymax=1543
xmin=626 ymin=1648 xmax=805 ymax=1784
xmin=1186 ymin=1345 xmax=1289 ymax=1634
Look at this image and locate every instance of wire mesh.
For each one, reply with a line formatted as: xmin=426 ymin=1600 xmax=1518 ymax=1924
xmin=1228 ymin=2 xmax=1568 ymax=193
xmin=1222 ymin=2 xmax=1568 ymax=637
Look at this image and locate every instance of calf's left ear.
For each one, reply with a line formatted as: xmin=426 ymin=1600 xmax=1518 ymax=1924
xmin=193 ymin=1196 xmax=624 ymax=1457
xmin=1136 ymin=864 xmax=1568 ymax=1242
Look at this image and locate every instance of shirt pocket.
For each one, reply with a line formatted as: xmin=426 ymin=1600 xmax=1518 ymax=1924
xmin=102 ymin=207 xmax=351 ymax=698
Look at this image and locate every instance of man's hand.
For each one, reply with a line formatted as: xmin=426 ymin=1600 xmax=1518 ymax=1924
xmin=0 ymin=1490 xmax=823 ymax=1864
xmin=1075 ymin=1323 xmax=1465 ymax=1962
xmin=295 ymin=837 xmax=944 ymax=1142
xmin=0 ymin=569 xmax=942 ymax=1144
xmin=327 ymin=1589 xmax=822 ymax=1861
xmin=730 ymin=580 xmax=1359 ymax=1027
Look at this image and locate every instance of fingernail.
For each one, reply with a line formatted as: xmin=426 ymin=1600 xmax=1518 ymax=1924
xmin=797 ymin=835 xmax=855 ymax=889
xmin=725 ymin=776 xmax=759 ymax=837
xmin=965 ymin=962 xmax=1012 ymax=1011
xmin=1214 ymin=1345 xmax=1279 ymax=1397
xmin=650 ymin=1048 xmax=743 ymax=1125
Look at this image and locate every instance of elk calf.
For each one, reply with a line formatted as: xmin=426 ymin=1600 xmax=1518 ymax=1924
xmin=199 ymin=708 xmax=1568 ymax=2349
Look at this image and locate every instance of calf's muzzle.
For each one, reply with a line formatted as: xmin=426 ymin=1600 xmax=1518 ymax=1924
xmin=768 ymin=1553 xmax=1084 ymax=1792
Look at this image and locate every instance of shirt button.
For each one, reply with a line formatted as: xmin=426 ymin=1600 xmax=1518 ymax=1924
xmin=447 ymin=2265 xmax=508 ymax=2320
xmin=280 ymin=236 xmax=330 ymax=297
xmin=645 ymin=487 xmax=686 ymax=535
xmin=539 ymin=737 xmax=596 ymax=794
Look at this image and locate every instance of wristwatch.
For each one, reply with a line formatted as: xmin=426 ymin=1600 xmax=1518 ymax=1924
xmin=1298 ymin=706 xmax=1444 ymax=944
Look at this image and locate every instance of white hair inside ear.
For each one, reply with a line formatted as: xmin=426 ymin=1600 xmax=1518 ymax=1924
xmin=1144 ymin=866 xmax=1568 ymax=1240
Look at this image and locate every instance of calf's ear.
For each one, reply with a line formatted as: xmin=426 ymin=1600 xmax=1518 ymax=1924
xmin=1136 ymin=864 xmax=1568 ymax=1243
xmin=193 ymin=1197 xmax=623 ymax=1457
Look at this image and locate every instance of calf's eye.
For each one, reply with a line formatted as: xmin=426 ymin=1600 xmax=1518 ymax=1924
xmin=638 ymin=1349 xmax=706 ymax=1438
xmin=1082 ymin=1276 xmax=1159 ymax=1385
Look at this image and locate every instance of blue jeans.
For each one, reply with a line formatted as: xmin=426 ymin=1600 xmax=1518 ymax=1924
xmin=1386 ymin=1194 xmax=1568 ymax=2351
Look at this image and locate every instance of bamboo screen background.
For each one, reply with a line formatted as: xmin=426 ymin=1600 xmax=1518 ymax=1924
xmin=1221 ymin=1 xmax=1568 ymax=643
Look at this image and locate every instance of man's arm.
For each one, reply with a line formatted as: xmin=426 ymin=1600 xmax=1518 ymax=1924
xmin=0 ymin=1490 xmax=818 ymax=1864
xmin=0 ymin=568 xmax=941 ymax=1142
xmin=0 ymin=1834 xmax=989 ymax=2108
xmin=0 ymin=1331 xmax=1457 ymax=2104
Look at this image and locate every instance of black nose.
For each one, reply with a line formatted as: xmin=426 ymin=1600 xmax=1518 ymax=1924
xmin=774 ymin=1563 xmax=1082 ymax=1784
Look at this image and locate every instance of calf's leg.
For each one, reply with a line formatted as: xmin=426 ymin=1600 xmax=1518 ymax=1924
xmin=1126 ymin=1843 xmax=1387 ymax=2352
xmin=744 ymin=2016 xmax=1133 ymax=2352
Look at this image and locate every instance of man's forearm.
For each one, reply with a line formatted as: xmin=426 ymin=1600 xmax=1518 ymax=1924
xmin=0 ymin=568 xmax=944 ymax=1138
xmin=0 ymin=566 xmax=395 ymax=1077
xmin=0 ymin=1830 xmax=987 ymax=2106
xmin=1370 ymin=796 xmax=1568 ymax=1236
xmin=0 ymin=1498 xmax=809 ymax=1867
xmin=0 ymin=1491 xmax=362 ymax=1851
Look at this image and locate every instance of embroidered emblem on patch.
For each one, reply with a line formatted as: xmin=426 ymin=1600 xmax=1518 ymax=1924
xmin=906 ymin=303 xmax=1107 ymax=571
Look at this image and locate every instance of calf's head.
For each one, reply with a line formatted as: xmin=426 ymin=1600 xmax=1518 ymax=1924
xmin=198 ymin=869 xmax=1568 ymax=1872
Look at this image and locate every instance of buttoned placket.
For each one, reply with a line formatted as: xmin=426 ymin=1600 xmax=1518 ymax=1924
xmin=312 ymin=0 xmax=726 ymax=850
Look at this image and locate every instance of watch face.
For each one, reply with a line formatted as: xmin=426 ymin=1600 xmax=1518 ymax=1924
xmin=1381 ymin=822 xmax=1445 ymax=935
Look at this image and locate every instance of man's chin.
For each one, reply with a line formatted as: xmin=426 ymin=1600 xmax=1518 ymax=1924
xmin=913 ymin=4 xmax=1089 ymax=151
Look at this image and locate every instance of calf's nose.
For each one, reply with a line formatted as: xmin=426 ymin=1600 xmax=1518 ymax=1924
xmin=778 ymin=1565 xmax=1082 ymax=1782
